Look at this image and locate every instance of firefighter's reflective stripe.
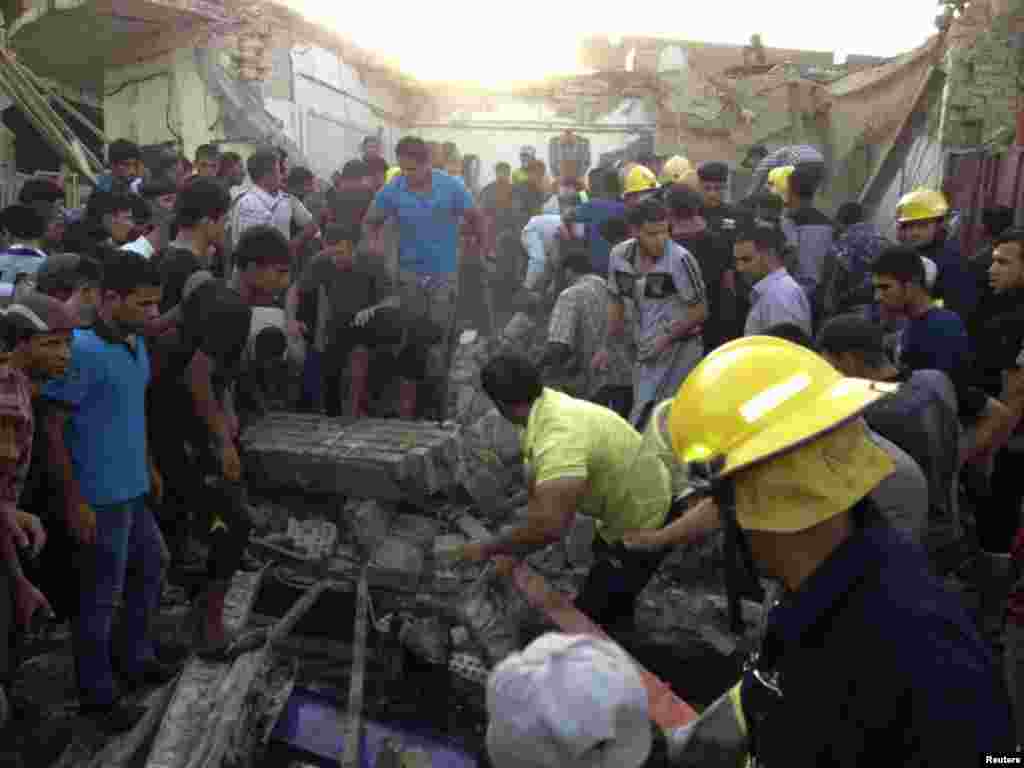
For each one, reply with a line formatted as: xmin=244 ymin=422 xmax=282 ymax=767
xmin=664 ymin=683 xmax=749 ymax=767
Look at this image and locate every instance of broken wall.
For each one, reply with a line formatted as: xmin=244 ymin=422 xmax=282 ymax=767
xmin=284 ymin=45 xmax=407 ymax=178
xmin=825 ymin=38 xmax=941 ymax=217
xmin=943 ymin=0 xmax=1024 ymax=147
xmin=104 ymin=47 xmax=224 ymax=160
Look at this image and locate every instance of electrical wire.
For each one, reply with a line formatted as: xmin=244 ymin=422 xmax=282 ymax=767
xmin=104 ymin=72 xmax=170 ymax=99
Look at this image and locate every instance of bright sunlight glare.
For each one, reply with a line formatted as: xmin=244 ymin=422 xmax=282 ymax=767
xmin=282 ymin=0 xmax=941 ymax=87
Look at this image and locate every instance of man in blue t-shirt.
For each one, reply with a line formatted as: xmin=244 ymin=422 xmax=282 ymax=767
xmin=363 ymin=136 xmax=484 ymax=418
xmin=871 ymin=244 xmax=971 ymax=379
xmin=43 ymin=250 xmax=178 ymax=733
xmin=570 ymin=167 xmax=626 ymax=277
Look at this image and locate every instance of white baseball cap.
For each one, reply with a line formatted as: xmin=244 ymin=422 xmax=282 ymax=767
xmin=486 ymin=633 xmax=651 ymax=768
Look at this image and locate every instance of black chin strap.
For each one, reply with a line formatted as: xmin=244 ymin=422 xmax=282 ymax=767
xmin=691 ymin=458 xmax=766 ymax=635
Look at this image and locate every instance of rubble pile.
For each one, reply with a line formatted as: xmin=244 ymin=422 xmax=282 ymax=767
xmin=7 ymin=403 xmax=763 ymax=767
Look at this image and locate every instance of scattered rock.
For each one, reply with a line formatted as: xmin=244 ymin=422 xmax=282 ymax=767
xmin=566 ymin=516 xmax=596 ymax=568
xmin=391 ymin=514 xmax=443 ymax=546
xmin=455 ymin=515 xmax=492 ymax=542
xmin=369 ymin=538 xmax=425 ymax=592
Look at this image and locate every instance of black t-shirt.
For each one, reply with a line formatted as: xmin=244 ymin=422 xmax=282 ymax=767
xmin=298 ymin=255 xmax=387 ymax=342
xmin=157 ymin=279 xmax=252 ymax=386
xmin=329 ymin=188 xmax=374 ymax=231
xmin=159 ymin=246 xmax=203 ymax=313
xmin=674 ymin=228 xmax=736 ymax=350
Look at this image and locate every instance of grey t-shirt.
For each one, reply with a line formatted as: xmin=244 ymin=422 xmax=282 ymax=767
xmin=867 ymin=429 xmax=928 ymax=546
xmin=864 ymin=369 xmax=962 ymax=555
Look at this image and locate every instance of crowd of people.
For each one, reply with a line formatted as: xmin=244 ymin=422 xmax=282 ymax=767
xmin=0 ymin=131 xmax=1019 ymax=762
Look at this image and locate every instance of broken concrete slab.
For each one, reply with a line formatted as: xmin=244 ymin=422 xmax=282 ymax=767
xmin=144 ymin=658 xmax=231 ymax=768
xmin=223 ymin=568 xmax=266 ymax=637
xmin=242 ymin=414 xmax=458 ymax=500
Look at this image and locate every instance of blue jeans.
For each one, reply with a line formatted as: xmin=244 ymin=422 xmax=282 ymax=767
xmin=74 ymin=496 xmax=163 ymax=707
xmin=300 ymin=347 xmax=324 ymax=412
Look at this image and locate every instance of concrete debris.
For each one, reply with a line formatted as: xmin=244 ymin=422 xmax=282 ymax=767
xmin=285 ymin=517 xmax=339 ymax=560
xmin=348 ymin=498 xmax=395 ymax=554
xmin=449 ymin=653 xmax=489 ymax=686
xmin=398 ymin=616 xmax=449 ymax=665
xmin=391 ymin=514 xmax=443 ymax=546
xmin=455 ymin=514 xmax=492 ymax=542
xmin=453 ymin=566 xmax=537 ymax=665
xmin=223 ymin=568 xmax=267 ymax=637
xmin=433 ymin=533 xmax=467 ymax=557
xmin=368 ymin=538 xmax=425 ymax=592
xmin=565 ymin=515 xmax=596 ymax=568
xmin=241 ymin=413 xmax=458 ymax=500
xmin=144 ymin=658 xmax=233 ymax=768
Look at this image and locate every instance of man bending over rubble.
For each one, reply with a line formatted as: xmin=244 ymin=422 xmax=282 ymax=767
xmin=448 ymin=353 xmax=672 ymax=641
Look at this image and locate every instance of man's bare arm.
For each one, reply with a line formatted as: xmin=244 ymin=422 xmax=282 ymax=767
xmin=668 ymin=301 xmax=708 ymax=340
xmin=607 ymin=298 xmax=626 ymax=339
xmin=362 ymin=202 xmax=391 ymax=255
xmin=623 ymin=497 xmax=719 ymax=551
xmin=1002 ymin=368 xmax=1024 ymax=432
xmin=962 ymin=397 xmax=1015 ymax=464
xmin=186 ymin=349 xmax=230 ymax=444
xmin=479 ymin=478 xmax=583 ymax=559
xmin=46 ymin=409 xmax=84 ymax=516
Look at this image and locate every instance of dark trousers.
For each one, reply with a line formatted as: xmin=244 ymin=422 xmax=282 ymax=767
xmin=74 ymin=496 xmax=163 ymax=707
xmin=573 ymin=536 xmax=669 ymax=641
xmin=148 ymin=387 xmax=251 ymax=579
xmin=0 ymin=565 xmax=11 ymax=683
xmin=980 ymin=447 xmax=1024 ymax=553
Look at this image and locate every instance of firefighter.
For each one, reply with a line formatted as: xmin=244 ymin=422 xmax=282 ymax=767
xmin=658 ymin=155 xmax=692 ymax=186
xmin=621 ymin=165 xmax=661 ymax=210
xmin=638 ymin=336 xmax=1012 ymax=765
xmin=896 ymin=187 xmax=982 ymax=324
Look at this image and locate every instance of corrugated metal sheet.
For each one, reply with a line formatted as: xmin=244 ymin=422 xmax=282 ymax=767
xmin=945 ymin=147 xmax=1024 ymax=257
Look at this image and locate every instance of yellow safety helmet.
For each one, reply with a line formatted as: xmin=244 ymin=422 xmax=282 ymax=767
xmin=385 ymin=166 xmax=402 ymax=184
xmin=623 ymin=164 xmax=660 ymax=197
xmin=659 ymin=155 xmax=692 ymax=185
xmin=896 ymin=187 xmax=948 ymax=224
xmin=767 ymin=165 xmax=795 ymax=199
xmin=668 ymin=336 xmax=895 ymax=481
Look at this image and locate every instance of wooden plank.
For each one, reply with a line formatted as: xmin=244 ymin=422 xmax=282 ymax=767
xmin=509 ymin=563 xmax=699 ymax=730
xmin=339 ymin=566 xmax=370 ymax=768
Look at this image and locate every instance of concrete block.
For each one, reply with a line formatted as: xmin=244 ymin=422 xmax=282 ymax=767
xmin=456 ymin=514 xmax=492 ymax=541
xmin=368 ymin=537 xmax=424 ymax=591
xmin=391 ymin=513 xmax=442 ymax=545
xmin=241 ymin=413 xmax=458 ymax=499
xmin=349 ymin=498 xmax=394 ymax=553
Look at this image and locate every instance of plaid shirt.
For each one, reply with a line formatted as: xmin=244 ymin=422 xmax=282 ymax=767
xmin=547 ymin=274 xmax=634 ymax=399
xmin=751 ymin=145 xmax=825 ymax=193
xmin=0 ymin=366 xmax=33 ymax=512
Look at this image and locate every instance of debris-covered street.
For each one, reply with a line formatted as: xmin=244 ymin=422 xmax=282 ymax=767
xmin=0 ymin=0 xmax=1019 ymax=764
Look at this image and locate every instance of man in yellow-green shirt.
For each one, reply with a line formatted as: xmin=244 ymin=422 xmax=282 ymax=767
xmin=451 ymin=353 xmax=672 ymax=638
